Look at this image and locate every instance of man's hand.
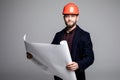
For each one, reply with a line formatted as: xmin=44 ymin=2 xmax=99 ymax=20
xmin=26 ymin=52 xmax=33 ymax=59
xmin=66 ymin=62 xmax=79 ymax=71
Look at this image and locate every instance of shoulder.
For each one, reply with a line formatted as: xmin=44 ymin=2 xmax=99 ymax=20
xmin=76 ymin=25 xmax=90 ymax=36
xmin=52 ymin=28 xmax=65 ymax=44
xmin=76 ymin=25 xmax=92 ymax=43
xmin=55 ymin=27 xmax=66 ymax=36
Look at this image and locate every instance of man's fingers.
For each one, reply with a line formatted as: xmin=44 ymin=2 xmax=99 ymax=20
xmin=67 ymin=62 xmax=76 ymax=67
xmin=66 ymin=66 xmax=77 ymax=71
xmin=26 ymin=52 xmax=33 ymax=59
xmin=66 ymin=62 xmax=79 ymax=71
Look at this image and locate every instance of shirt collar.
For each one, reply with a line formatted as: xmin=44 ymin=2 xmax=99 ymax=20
xmin=65 ymin=26 xmax=77 ymax=34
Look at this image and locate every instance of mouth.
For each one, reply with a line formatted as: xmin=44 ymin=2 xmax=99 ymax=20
xmin=65 ymin=20 xmax=77 ymax=28
xmin=67 ymin=21 xmax=73 ymax=25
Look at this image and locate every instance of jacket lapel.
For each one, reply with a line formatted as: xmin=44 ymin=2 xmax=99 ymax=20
xmin=71 ymin=25 xmax=82 ymax=61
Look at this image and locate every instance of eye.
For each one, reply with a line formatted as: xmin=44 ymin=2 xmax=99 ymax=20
xmin=71 ymin=14 xmax=76 ymax=17
xmin=64 ymin=15 xmax=69 ymax=18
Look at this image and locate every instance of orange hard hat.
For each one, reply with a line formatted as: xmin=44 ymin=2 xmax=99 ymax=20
xmin=62 ymin=2 xmax=79 ymax=15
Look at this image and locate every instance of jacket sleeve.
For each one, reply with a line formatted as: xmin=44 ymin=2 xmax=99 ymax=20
xmin=77 ymin=33 xmax=94 ymax=72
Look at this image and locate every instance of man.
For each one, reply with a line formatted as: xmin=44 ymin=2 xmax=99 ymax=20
xmin=52 ymin=2 xmax=94 ymax=80
xmin=26 ymin=2 xmax=94 ymax=80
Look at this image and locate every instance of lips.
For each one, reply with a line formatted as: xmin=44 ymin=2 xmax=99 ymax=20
xmin=67 ymin=21 xmax=73 ymax=25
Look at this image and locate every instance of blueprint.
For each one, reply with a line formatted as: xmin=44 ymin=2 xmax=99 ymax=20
xmin=23 ymin=34 xmax=77 ymax=80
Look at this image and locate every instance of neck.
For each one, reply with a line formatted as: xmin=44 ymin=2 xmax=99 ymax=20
xmin=66 ymin=25 xmax=76 ymax=33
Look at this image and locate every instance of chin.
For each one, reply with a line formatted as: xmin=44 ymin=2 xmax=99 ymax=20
xmin=67 ymin=25 xmax=74 ymax=28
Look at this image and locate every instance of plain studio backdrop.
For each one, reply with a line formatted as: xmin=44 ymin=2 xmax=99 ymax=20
xmin=0 ymin=0 xmax=120 ymax=80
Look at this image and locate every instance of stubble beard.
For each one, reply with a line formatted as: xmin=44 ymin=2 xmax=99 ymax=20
xmin=65 ymin=20 xmax=77 ymax=29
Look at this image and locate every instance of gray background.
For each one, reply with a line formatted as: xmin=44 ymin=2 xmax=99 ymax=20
xmin=0 ymin=0 xmax=120 ymax=80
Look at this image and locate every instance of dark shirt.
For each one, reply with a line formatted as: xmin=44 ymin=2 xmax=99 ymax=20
xmin=62 ymin=27 xmax=76 ymax=53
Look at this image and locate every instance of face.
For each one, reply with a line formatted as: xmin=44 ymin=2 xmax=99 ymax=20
xmin=64 ymin=14 xmax=78 ymax=28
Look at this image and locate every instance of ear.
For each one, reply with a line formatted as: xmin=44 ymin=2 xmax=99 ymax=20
xmin=63 ymin=15 xmax=64 ymax=18
xmin=63 ymin=15 xmax=66 ymax=21
xmin=76 ymin=15 xmax=79 ymax=21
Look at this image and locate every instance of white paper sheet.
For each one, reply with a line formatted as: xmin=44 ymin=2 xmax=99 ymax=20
xmin=23 ymin=34 xmax=77 ymax=80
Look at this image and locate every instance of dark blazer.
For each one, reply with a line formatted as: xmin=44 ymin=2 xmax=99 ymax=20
xmin=52 ymin=25 xmax=94 ymax=80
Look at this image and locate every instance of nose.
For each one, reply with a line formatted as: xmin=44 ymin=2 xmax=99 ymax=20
xmin=67 ymin=15 xmax=72 ymax=20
